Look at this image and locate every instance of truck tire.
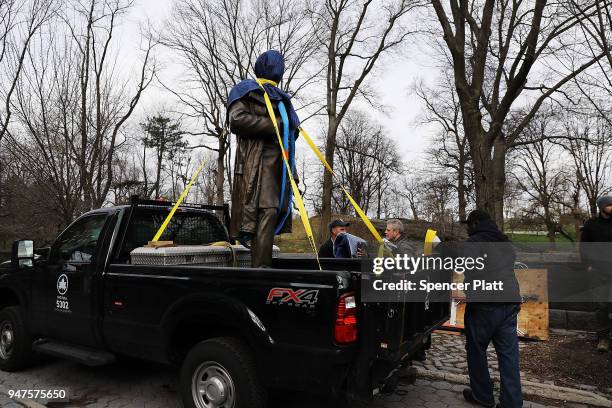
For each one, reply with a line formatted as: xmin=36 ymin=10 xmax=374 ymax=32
xmin=0 ymin=306 xmax=32 ymax=372
xmin=180 ymin=337 xmax=266 ymax=408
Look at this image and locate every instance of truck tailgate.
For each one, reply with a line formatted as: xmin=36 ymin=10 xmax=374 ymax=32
xmin=348 ymin=268 xmax=450 ymax=400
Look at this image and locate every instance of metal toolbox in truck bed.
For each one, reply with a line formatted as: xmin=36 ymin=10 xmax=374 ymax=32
xmin=130 ymin=244 xmax=279 ymax=267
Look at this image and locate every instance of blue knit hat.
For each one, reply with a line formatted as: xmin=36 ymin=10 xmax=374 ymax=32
xmin=596 ymin=195 xmax=612 ymax=212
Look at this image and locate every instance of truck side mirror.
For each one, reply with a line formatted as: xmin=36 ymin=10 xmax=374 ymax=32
xmin=11 ymin=240 xmax=34 ymax=268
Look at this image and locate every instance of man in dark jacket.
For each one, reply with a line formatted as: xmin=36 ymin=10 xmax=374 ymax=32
xmin=446 ymin=210 xmax=522 ymax=408
xmin=227 ymin=50 xmax=299 ymax=267
xmin=318 ymin=219 xmax=349 ymax=258
xmin=580 ymin=195 xmax=612 ymax=352
xmin=384 ymin=219 xmax=417 ymax=256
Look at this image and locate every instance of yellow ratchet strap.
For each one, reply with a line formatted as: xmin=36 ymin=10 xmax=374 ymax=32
xmin=152 ymin=157 xmax=208 ymax=242
xmin=256 ymin=79 xmax=321 ymax=270
xmin=209 ymin=241 xmax=237 ymax=267
xmin=256 ymin=78 xmax=278 ymax=86
xmin=299 ymin=127 xmax=386 ymax=257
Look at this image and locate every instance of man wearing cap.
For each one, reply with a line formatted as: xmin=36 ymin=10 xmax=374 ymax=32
xmin=318 ymin=220 xmax=350 ymax=258
xmin=580 ymin=195 xmax=612 ymax=352
xmin=447 ymin=210 xmax=522 ymax=408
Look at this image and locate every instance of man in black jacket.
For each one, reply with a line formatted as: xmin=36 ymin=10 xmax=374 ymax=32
xmin=318 ymin=219 xmax=349 ymax=258
xmin=445 ymin=210 xmax=522 ymax=408
xmin=580 ymin=195 xmax=612 ymax=352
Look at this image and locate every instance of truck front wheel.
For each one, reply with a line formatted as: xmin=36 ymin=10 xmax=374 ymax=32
xmin=0 ymin=306 xmax=32 ymax=372
xmin=180 ymin=337 xmax=266 ymax=408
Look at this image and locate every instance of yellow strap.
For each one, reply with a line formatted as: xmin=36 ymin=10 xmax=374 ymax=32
xmin=300 ymin=128 xmax=384 ymax=246
xmin=256 ymin=78 xmax=278 ymax=87
xmin=424 ymin=229 xmax=437 ymax=256
xmin=208 ymin=241 xmax=237 ymax=267
xmin=300 ymin=127 xmax=334 ymax=174
xmin=255 ymin=79 xmax=321 ymax=270
xmin=152 ymin=158 xmax=207 ymax=242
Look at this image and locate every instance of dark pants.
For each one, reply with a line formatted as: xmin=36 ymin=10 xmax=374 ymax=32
xmin=465 ymin=303 xmax=523 ymax=408
xmin=251 ymin=208 xmax=277 ymax=268
xmin=595 ymin=302 xmax=612 ymax=338
xmin=592 ymin=269 xmax=612 ymax=337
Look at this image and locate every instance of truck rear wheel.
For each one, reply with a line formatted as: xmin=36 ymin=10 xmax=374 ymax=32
xmin=180 ymin=337 xmax=266 ymax=408
xmin=0 ymin=306 xmax=32 ymax=372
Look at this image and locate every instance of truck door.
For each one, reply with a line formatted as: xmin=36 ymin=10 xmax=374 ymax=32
xmin=44 ymin=213 xmax=111 ymax=347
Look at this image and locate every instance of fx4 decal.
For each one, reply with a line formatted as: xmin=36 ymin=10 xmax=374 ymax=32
xmin=266 ymin=287 xmax=319 ymax=308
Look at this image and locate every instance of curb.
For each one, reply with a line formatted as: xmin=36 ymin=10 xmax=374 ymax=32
xmin=415 ymin=367 xmax=612 ymax=407
xmin=0 ymin=385 xmax=46 ymax=408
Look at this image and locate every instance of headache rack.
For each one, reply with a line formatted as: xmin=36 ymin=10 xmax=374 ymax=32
xmin=129 ymin=195 xmax=231 ymax=234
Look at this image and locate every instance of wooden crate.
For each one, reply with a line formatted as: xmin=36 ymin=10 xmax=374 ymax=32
xmin=441 ymin=269 xmax=549 ymax=341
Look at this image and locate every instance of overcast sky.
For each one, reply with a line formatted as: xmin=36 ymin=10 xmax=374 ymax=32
xmin=117 ymin=0 xmax=440 ymax=168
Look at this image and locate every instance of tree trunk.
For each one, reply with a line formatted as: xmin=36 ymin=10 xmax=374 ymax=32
xmin=457 ymin=165 xmax=467 ymax=221
xmin=318 ymin=117 xmax=337 ymax=245
xmin=216 ymin=135 xmax=226 ymax=206
xmin=543 ymin=204 xmax=556 ymax=244
xmin=589 ymin=198 xmax=597 ymax=218
xmin=142 ymin=144 xmax=149 ymax=197
xmin=155 ymin=151 xmax=163 ymax=198
xmin=492 ymin=137 xmax=506 ymax=229
xmin=468 ymin=126 xmax=506 ymax=228
xmin=410 ymin=204 xmax=419 ymax=220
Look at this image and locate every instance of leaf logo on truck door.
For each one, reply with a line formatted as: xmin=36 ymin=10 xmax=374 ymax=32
xmin=266 ymin=288 xmax=319 ymax=308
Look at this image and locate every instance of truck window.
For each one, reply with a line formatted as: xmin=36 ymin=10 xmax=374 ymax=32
xmin=51 ymin=214 xmax=108 ymax=264
xmin=117 ymin=210 xmax=229 ymax=262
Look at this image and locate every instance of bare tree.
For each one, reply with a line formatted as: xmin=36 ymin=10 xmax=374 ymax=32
xmin=333 ymin=111 xmax=401 ymax=217
xmin=0 ymin=145 xmax=64 ymax=245
xmin=8 ymin=0 xmax=156 ymax=223
xmin=63 ymin=0 xmax=156 ymax=208
xmin=110 ymin=148 xmax=147 ymax=204
xmin=372 ymin=134 xmax=403 ymax=218
xmin=415 ymin=71 xmax=472 ymax=220
xmin=511 ymin=111 xmax=569 ymax=242
xmin=568 ymin=1 xmax=612 ymax=124
xmin=9 ymin=30 xmax=85 ymax=223
xmin=428 ymin=0 xmax=608 ymax=226
xmin=395 ymin=172 xmax=426 ymax=220
xmin=312 ymin=0 xmax=424 ymax=244
xmin=422 ymin=175 xmax=456 ymax=223
xmin=563 ymin=113 xmax=612 ymax=217
xmin=0 ymin=0 xmax=56 ymax=145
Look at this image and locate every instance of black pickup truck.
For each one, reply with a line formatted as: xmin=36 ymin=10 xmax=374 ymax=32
xmin=0 ymin=198 xmax=449 ymax=407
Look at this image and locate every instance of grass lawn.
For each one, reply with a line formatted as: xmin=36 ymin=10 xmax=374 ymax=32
xmin=273 ymin=215 xmax=577 ymax=253
xmin=506 ymin=233 xmax=573 ymax=243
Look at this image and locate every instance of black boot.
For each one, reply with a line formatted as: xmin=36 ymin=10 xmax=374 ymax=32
xmin=462 ymin=389 xmax=495 ymax=408
xmin=597 ymin=337 xmax=610 ymax=352
xmin=236 ymin=231 xmax=254 ymax=249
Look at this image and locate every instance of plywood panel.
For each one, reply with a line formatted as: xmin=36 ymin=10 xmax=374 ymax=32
xmin=441 ymin=269 xmax=549 ymax=341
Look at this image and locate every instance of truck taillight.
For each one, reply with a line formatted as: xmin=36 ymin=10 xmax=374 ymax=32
xmin=335 ymin=292 xmax=358 ymax=344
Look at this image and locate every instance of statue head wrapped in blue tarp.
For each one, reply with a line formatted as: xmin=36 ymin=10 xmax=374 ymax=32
xmin=227 ymin=50 xmax=300 ymax=132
